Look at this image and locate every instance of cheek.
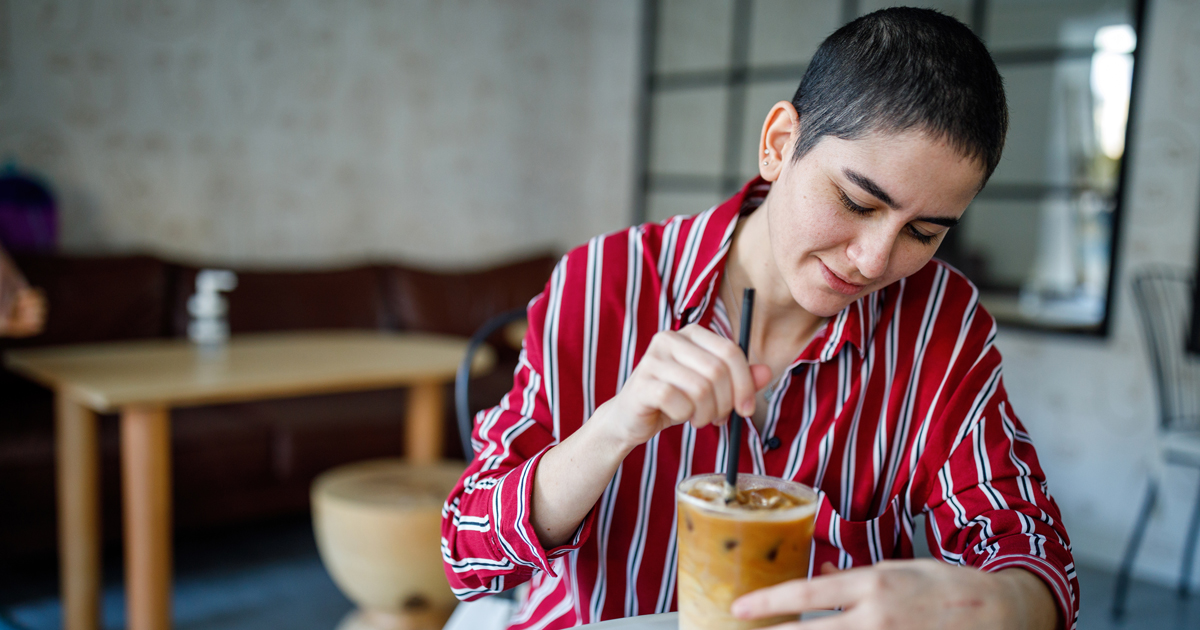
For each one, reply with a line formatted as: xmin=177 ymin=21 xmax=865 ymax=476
xmin=770 ymin=199 xmax=848 ymax=255
xmin=884 ymin=241 xmax=939 ymax=282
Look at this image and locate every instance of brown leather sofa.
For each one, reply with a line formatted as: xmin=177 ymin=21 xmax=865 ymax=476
xmin=0 ymin=252 xmax=557 ymax=559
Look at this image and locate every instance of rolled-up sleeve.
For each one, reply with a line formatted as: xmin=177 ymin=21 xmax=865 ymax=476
xmin=923 ymin=364 xmax=1078 ymax=630
xmin=441 ymin=262 xmax=597 ymax=601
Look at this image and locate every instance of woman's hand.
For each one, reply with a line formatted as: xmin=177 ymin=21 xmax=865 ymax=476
xmin=599 ymin=324 xmax=774 ymax=450
xmin=532 ymin=324 xmax=773 ymax=548
xmin=731 ymin=560 xmax=1058 ymax=630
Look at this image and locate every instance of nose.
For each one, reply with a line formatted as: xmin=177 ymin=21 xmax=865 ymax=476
xmin=846 ymin=223 xmax=896 ymax=281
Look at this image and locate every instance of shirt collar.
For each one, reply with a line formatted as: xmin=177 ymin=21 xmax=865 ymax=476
xmin=672 ymin=177 xmax=878 ymax=362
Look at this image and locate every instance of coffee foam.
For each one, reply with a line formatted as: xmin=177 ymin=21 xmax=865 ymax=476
xmin=678 ymin=474 xmax=818 ymax=521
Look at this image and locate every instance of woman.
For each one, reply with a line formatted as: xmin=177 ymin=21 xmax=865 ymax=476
xmin=443 ymin=8 xmax=1074 ymax=630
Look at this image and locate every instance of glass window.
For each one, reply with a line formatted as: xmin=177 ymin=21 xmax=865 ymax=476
xmin=632 ymin=0 xmax=1143 ymax=335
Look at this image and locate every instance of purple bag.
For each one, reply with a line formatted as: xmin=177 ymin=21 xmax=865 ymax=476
xmin=0 ymin=168 xmax=57 ymax=253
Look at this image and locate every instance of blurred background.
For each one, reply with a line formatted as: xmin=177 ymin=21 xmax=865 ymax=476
xmin=0 ymin=0 xmax=1198 ymax=629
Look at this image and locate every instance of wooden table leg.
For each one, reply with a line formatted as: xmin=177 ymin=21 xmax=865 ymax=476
xmin=406 ymin=381 xmax=445 ymax=464
xmin=55 ymin=393 xmax=101 ymax=630
xmin=120 ymin=405 xmax=173 ymax=630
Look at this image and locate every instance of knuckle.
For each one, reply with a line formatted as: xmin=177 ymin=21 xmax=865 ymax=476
xmin=671 ymin=371 xmax=700 ymax=396
xmin=689 ymin=391 xmax=715 ymax=417
xmin=652 ymin=330 xmax=681 ymax=348
xmin=867 ymin=571 xmax=891 ymax=594
xmin=660 ymin=399 xmax=687 ymax=421
xmin=684 ymin=372 xmax=713 ymax=399
xmin=698 ymin=358 xmax=727 ymax=384
xmin=646 ymin=379 xmax=673 ymax=404
xmin=720 ymin=342 xmax=744 ymax=363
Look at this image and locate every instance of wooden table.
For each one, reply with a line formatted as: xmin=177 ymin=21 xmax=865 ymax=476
xmin=5 ymin=330 xmax=492 ymax=630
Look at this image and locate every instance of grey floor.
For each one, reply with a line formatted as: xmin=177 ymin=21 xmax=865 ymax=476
xmin=0 ymin=516 xmax=354 ymax=630
xmin=1 ymin=516 xmax=1197 ymax=629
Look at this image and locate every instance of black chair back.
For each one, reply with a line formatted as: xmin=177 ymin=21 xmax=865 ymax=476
xmin=455 ymin=307 xmax=529 ymax=459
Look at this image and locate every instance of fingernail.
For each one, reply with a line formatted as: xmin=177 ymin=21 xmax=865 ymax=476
xmin=730 ymin=600 xmax=747 ymax=618
xmin=739 ymin=399 xmax=755 ymax=417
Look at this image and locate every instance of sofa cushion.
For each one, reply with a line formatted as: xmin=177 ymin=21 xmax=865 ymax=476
xmin=4 ymin=254 xmax=170 ymax=346
xmin=380 ymin=254 xmax=557 ymax=336
xmin=233 ymin=389 xmax=409 ymax=481
xmin=171 ymin=404 xmax=275 ymax=494
xmin=168 ymin=265 xmax=389 ymax=336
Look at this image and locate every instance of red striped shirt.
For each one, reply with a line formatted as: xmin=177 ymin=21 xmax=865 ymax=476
xmin=441 ymin=178 xmax=1078 ymax=630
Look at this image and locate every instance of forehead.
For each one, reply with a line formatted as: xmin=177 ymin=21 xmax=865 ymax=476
xmin=803 ymin=130 xmax=985 ymax=214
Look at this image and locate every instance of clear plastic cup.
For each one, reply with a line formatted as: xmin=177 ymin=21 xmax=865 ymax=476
xmin=676 ymin=473 xmax=818 ymax=630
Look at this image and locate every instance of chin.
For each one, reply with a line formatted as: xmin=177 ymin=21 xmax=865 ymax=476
xmin=791 ymin=282 xmax=859 ymax=318
xmin=808 ymin=298 xmax=855 ymax=318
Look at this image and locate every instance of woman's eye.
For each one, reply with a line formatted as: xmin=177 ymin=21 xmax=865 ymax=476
xmin=908 ymin=225 xmax=937 ymax=245
xmin=839 ymin=187 xmax=940 ymax=245
xmin=837 ymin=190 xmax=871 ymax=215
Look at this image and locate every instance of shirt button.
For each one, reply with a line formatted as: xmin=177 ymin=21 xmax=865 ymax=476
xmin=765 ymin=436 xmax=781 ymax=450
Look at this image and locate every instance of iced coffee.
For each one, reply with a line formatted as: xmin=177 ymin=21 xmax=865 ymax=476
xmin=676 ymin=474 xmax=818 ymax=630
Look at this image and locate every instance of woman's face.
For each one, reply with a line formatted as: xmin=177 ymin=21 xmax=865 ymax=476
xmin=762 ymin=119 xmax=985 ymax=318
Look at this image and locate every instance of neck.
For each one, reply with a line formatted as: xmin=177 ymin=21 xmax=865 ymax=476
xmin=724 ymin=200 xmax=827 ymax=360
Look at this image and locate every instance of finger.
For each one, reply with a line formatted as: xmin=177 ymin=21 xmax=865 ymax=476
xmin=637 ymin=350 xmax=718 ymax=427
xmin=661 ymin=362 xmax=720 ymax=427
xmin=749 ymin=609 xmax=858 ymax=630
xmin=660 ymin=332 xmax=732 ymax=423
xmin=639 ymin=375 xmax=695 ymax=425
xmin=751 ymin=364 xmax=774 ymax=391
xmin=765 ymin=610 xmax=857 ymax=630
xmin=820 ymin=562 xmax=840 ymax=576
xmin=678 ymin=325 xmax=757 ymax=417
xmin=732 ymin=570 xmax=870 ymax=619
xmin=629 ymin=348 xmax=704 ymax=425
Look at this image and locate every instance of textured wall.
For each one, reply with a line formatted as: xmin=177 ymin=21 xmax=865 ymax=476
xmin=0 ymin=0 xmax=639 ymax=266
xmin=997 ymin=0 xmax=1200 ymax=587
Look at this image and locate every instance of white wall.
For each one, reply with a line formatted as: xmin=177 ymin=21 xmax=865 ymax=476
xmin=0 ymin=0 xmax=639 ymax=268
xmin=997 ymin=0 xmax=1200 ymax=588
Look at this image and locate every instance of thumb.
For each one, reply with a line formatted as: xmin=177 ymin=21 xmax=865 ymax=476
xmin=820 ymin=562 xmax=840 ymax=576
xmin=750 ymin=364 xmax=774 ymax=390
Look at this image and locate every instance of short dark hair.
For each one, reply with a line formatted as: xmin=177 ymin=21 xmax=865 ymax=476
xmin=791 ymin=7 xmax=1008 ymax=183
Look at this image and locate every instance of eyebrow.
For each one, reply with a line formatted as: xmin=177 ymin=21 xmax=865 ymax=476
xmin=843 ymin=168 xmax=900 ymax=209
xmin=842 ymin=168 xmax=959 ymax=228
xmin=919 ymin=215 xmax=960 ymax=228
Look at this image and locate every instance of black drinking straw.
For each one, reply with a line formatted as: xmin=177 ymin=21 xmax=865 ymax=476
xmin=724 ymin=288 xmax=755 ymax=502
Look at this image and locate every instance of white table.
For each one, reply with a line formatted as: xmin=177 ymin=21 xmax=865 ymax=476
xmin=583 ymin=610 xmax=841 ymax=629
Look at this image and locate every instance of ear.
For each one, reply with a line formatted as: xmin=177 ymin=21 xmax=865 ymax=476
xmin=758 ymin=101 xmax=799 ymax=182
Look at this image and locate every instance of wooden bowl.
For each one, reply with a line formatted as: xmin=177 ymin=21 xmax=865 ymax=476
xmin=313 ymin=459 xmax=467 ymax=630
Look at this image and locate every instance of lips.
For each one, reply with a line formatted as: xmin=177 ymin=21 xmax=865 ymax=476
xmin=819 ymin=260 xmax=865 ymax=296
